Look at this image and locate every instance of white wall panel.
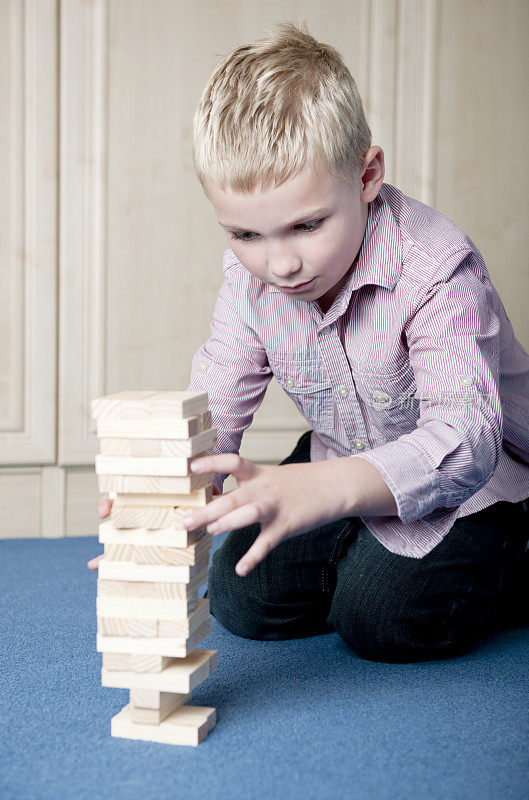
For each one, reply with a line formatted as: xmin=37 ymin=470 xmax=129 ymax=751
xmin=0 ymin=0 xmax=57 ymax=464
xmin=58 ymin=0 xmax=108 ymax=464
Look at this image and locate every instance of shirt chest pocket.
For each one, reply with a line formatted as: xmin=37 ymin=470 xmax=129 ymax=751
xmin=271 ymin=357 xmax=335 ymax=432
xmin=353 ymin=365 xmax=419 ymax=437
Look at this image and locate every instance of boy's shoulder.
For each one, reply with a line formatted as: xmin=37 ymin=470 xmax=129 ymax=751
xmin=221 ymin=245 xmax=274 ymax=298
xmin=381 ymin=182 xmax=487 ymax=289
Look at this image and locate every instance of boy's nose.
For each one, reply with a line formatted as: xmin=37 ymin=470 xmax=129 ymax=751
xmin=268 ymin=259 xmax=303 ymax=282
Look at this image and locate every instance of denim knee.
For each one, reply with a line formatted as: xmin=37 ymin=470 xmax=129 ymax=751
xmin=207 ymin=523 xmax=336 ymax=641
xmin=328 ymin=574 xmax=475 ymax=663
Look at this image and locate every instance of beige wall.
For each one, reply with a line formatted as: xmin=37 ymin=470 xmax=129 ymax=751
xmin=1 ymin=0 xmax=528 ymax=537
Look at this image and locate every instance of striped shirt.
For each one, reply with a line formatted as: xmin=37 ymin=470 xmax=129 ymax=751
xmin=187 ymin=182 xmax=529 ymax=558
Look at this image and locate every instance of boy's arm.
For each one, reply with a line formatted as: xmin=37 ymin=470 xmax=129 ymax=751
xmin=343 ymin=249 xmax=502 ymax=524
xmin=324 ymin=456 xmax=399 ymax=517
xmin=187 ymin=267 xmax=273 ymax=491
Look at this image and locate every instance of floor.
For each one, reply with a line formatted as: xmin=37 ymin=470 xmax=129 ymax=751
xmin=1 ymin=534 xmax=528 ymax=800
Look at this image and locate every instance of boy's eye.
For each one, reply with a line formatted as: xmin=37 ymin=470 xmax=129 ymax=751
xmin=230 ymin=231 xmax=254 ymax=242
xmin=297 ymin=219 xmax=325 ymax=232
xmin=228 ymin=218 xmax=325 ymax=243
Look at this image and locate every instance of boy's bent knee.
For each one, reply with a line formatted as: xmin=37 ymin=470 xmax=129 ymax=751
xmin=206 ymin=526 xmax=333 ymax=641
xmin=207 ymin=560 xmax=304 ymax=641
xmin=334 ymin=623 xmax=470 ymax=663
xmin=328 ymin=580 xmax=476 ymax=663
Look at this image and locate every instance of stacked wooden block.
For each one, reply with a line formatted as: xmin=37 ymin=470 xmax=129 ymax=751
xmin=90 ymin=390 xmax=218 ymax=746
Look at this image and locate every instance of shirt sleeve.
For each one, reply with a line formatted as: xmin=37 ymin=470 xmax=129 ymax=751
xmin=351 ymin=249 xmax=503 ymax=524
xmin=186 ymin=270 xmax=273 ymax=493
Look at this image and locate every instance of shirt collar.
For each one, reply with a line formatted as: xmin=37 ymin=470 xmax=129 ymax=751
xmin=267 ymin=183 xmax=403 ymax=318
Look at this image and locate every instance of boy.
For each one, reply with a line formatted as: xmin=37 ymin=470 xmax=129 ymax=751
xmin=89 ymin=20 xmax=529 ymax=664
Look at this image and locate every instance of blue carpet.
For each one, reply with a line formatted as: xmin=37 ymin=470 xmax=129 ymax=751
xmin=0 ymin=535 xmax=528 ymax=800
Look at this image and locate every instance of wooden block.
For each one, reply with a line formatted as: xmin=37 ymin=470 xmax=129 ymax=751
xmin=129 ymin=701 xmax=189 ymax=726
xmin=129 ymin=618 xmax=159 ymax=637
xmin=102 ymin=538 xmax=211 ymax=567
xmin=111 ymin=505 xmax=176 ymax=529
xmin=131 ymin=540 xmax=210 ymax=566
xmin=103 ymin=543 xmax=133 ymax=561
xmin=96 ymin=595 xmax=199 ymax=619
xmin=101 ymin=649 xmax=218 ymax=693
xmin=111 ymin=505 xmax=173 ymax=529
xmin=96 ymin=568 xmax=208 ymax=599
xmin=100 ymin=516 xmax=208 ymax=545
xmin=129 ymin=690 xmax=192 ymax=724
xmin=111 ymin=703 xmax=216 ymax=746
xmin=110 ymin=502 xmax=212 ymax=530
xmin=102 ymin=652 xmax=175 ymax=673
xmin=112 ymin=488 xmax=213 ymax=507
xmin=91 ymin=391 xmax=209 ymax=421
xmin=130 ymin=687 xmax=172 ymax=708
xmin=99 ymin=518 xmax=210 ymax=546
xmin=97 ymin=617 xmax=211 ymax=657
xmin=97 ymin=598 xmax=210 ymax=639
xmin=99 ymin=428 xmax=218 ymax=457
xmin=98 ymin=471 xmax=213 ymax=495
xmin=98 ymin=617 xmax=131 ymax=637
xmin=96 ymin=454 xmax=211 ymax=478
xmin=98 ymin=616 xmax=157 ymax=637
xmin=133 ymin=539 xmax=211 ymax=566
xmin=98 ymin=556 xmax=209 ymax=584
xmin=96 ymin=411 xmax=211 ymax=440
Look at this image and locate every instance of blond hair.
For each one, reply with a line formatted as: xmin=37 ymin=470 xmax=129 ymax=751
xmin=192 ymin=18 xmax=372 ymax=194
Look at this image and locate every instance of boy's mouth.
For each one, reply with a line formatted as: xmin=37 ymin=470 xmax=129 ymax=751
xmin=278 ymin=277 xmax=316 ymax=293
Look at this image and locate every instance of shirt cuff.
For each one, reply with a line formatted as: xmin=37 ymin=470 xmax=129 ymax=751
xmin=351 ymin=437 xmax=444 ymax=524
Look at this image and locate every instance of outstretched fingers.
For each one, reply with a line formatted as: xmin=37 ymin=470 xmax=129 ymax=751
xmin=190 ymin=453 xmax=257 ymax=483
xmin=234 ymin=530 xmax=279 ymax=577
xmin=205 ymin=499 xmax=271 ymax=535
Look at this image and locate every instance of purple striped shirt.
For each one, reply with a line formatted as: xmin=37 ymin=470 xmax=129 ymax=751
xmin=187 ymin=182 xmax=529 ymax=558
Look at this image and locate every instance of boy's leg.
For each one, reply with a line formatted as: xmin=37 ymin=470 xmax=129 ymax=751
xmin=206 ymin=430 xmax=361 ymax=640
xmin=327 ymin=497 xmax=529 ymax=663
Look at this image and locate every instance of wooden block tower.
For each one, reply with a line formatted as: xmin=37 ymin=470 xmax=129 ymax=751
xmin=90 ymin=390 xmax=218 ymax=746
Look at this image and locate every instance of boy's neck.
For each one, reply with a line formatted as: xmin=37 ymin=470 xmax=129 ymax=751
xmin=317 ymin=295 xmax=334 ymax=315
xmin=316 ymin=270 xmax=351 ymax=315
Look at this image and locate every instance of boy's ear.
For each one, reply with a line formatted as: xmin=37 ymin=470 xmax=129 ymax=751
xmin=361 ymin=147 xmax=384 ymax=200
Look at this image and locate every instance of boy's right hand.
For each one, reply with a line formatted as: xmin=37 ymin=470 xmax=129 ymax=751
xmin=86 ymin=486 xmax=222 ymax=571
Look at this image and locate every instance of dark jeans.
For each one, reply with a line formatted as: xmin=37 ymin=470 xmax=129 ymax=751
xmin=206 ymin=430 xmax=529 ymax=663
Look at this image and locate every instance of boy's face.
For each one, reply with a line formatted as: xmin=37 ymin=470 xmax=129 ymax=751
xmin=204 ymin=146 xmax=384 ymax=311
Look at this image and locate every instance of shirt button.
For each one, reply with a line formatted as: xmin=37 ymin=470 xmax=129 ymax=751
xmin=197 ymin=362 xmax=210 ymax=371
xmin=372 ymin=390 xmax=391 ymax=405
xmin=459 ymin=375 xmax=474 ymax=386
xmin=320 ymin=326 xmax=331 ymax=335
xmin=353 ymin=439 xmax=365 ymax=450
xmin=338 ymin=386 xmax=350 ymax=398
xmin=285 ymin=376 xmax=296 ymax=387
